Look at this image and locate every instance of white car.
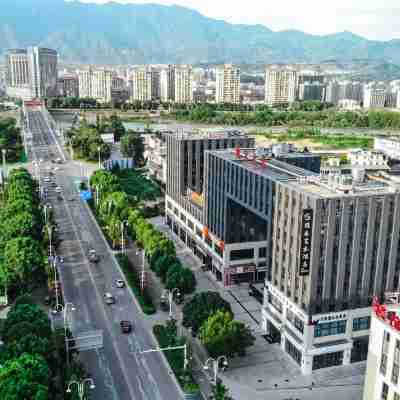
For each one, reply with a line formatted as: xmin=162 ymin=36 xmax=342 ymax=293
xmin=115 ymin=279 xmax=125 ymax=288
xmin=44 ymin=177 xmax=51 ymax=182
xmin=104 ymin=292 xmax=116 ymax=305
xmin=55 ymin=186 xmax=62 ymax=193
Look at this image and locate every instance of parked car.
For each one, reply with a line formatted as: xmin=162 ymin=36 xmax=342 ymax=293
xmin=104 ymin=292 xmax=115 ymax=305
xmin=88 ymin=249 xmax=99 ymax=263
xmin=120 ymin=320 xmax=132 ymax=333
xmin=115 ymin=279 xmax=125 ymax=288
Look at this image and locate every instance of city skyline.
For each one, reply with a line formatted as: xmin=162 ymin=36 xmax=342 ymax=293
xmin=83 ymin=0 xmax=400 ymax=41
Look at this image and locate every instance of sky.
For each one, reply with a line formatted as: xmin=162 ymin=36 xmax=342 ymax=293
xmin=80 ymin=0 xmax=400 ymax=41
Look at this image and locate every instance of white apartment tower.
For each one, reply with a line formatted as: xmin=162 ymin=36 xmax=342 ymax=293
xmin=5 ymin=47 xmax=58 ymax=99
xmin=265 ymin=68 xmax=297 ymax=106
xmin=131 ymin=66 xmax=160 ymax=102
xmin=78 ymin=68 xmax=93 ymax=99
xmin=160 ymin=65 xmax=175 ymax=102
xmin=92 ymin=69 xmax=113 ymax=103
xmin=215 ymin=64 xmax=241 ymax=104
xmin=174 ymin=65 xmax=193 ymax=104
xmin=364 ymin=82 xmax=387 ymax=109
xmin=5 ymin=49 xmax=31 ymax=99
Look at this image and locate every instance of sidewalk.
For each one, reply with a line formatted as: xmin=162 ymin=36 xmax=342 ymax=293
xmin=147 ymin=217 xmax=365 ymax=400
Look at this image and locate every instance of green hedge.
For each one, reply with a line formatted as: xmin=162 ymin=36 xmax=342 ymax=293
xmin=153 ymin=321 xmax=199 ymax=393
xmin=116 ymin=254 xmax=156 ymax=315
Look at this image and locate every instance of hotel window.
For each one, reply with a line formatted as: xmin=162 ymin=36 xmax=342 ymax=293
xmin=381 ymin=331 xmax=391 ymax=376
xmin=314 ymin=320 xmax=347 ymax=338
xmin=353 ymin=316 xmax=371 ymax=331
xmin=392 ymin=340 xmax=400 ymax=385
xmin=381 ymin=382 xmax=389 ymax=400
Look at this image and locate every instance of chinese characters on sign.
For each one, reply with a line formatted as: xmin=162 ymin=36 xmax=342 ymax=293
xmin=299 ymin=209 xmax=313 ymax=276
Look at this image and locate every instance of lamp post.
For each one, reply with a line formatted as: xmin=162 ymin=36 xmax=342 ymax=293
xmin=167 ymin=288 xmax=180 ymax=320
xmin=47 ymin=224 xmax=54 ymax=258
xmin=2 ymin=149 xmax=6 ymax=181
xmin=120 ymin=220 xmax=127 ymax=253
xmin=52 ymin=256 xmax=59 ymax=311
xmin=203 ymin=356 xmax=228 ymax=384
xmin=97 ymin=146 xmax=101 ymax=169
xmin=66 ymin=378 xmax=95 ymax=400
xmin=136 ymin=249 xmax=146 ymax=292
xmin=54 ymin=302 xmax=76 ymax=365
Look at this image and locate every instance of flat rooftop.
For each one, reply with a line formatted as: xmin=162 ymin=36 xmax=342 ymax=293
xmin=210 ymin=148 xmax=400 ymax=199
xmin=169 ymin=130 xmax=249 ymax=140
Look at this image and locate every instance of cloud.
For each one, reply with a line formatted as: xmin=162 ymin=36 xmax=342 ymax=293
xmin=78 ymin=0 xmax=400 ymax=40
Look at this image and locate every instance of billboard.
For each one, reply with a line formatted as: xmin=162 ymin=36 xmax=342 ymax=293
xmin=299 ymin=208 xmax=313 ymax=276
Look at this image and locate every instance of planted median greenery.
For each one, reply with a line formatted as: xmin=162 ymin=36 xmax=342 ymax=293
xmin=89 ymin=169 xmax=196 ymax=310
xmin=153 ymin=319 xmax=200 ymax=395
xmin=116 ymin=254 xmax=156 ymax=315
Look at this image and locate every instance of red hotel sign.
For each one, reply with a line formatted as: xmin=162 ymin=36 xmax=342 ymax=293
xmin=372 ymin=296 xmax=400 ymax=331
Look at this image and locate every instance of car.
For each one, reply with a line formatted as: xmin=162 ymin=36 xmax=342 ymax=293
xmin=56 ymin=158 xmax=63 ymax=164
xmin=88 ymin=249 xmax=99 ymax=263
xmin=120 ymin=320 xmax=132 ymax=333
xmin=57 ymin=195 xmax=63 ymax=201
xmin=115 ymin=279 xmax=125 ymax=288
xmin=43 ymin=177 xmax=51 ymax=182
xmin=104 ymin=292 xmax=115 ymax=305
xmin=55 ymin=186 xmax=62 ymax=193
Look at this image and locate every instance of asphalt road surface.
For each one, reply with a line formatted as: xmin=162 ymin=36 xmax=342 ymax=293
xmin=26 ymin=109 xmax=182 ymax=400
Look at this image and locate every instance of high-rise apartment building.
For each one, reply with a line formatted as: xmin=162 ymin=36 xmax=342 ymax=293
xmin=297 ymin=72 xmax=326 ymax=101
xmin=5 ymin=49 xmax=31 ymax=99
xmin=5 ymin=47 xmax=58 ymax=99
xmin=364 ymin=82 xmax=387 ymax=109
xmin=215 ymin=64 xmax=241 ymax=104
xmin=160 ymin=65 xmax=175 ymax=102
xmin=265 ymin=68 xmax=297 ymax=106
xmin=326 ymin=80 xmax=364 ymax=105
xmin=58 ymin=74 xmax=79 ymax=97
xmin=92 ymin=69 xmax=113 ymax=103
xmin=130 ymin=66 xmax=160 ymax=102
xmin=78 ymin=67 xmax=113 ymax=103
xmin=174 ymin=65 xmax=193 ymax=104
xmin=28 ymin=47 xmax=58 ymax=99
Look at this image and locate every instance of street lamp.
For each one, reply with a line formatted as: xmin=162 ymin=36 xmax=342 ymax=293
xmin=136 ymin=249 xmax=146 ymax=292
xmin=51 ymin=256 xmax=60 ymax=312
xmin=55 ymin=302 xmax=76 ymax=365
xmin=120 ymin=220 xmax=127 ymax=253
xmin=167 ymin=288 xmax=180 ymax=320
xmin=2 ymin=149 xmax=6 ymax=180
xmin=47 ymin=224 xmax=54 ymax=258
xmin=66 ymin=378 xmax=95 ymax=400
xmin=203 ymin=356 xmax=228 ymax=383
xmin=97 ymin=146 xmax=101 ymax=169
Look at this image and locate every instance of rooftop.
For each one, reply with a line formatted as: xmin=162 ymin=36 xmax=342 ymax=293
xmin=169 ymin=129 xmax=248 ymax=141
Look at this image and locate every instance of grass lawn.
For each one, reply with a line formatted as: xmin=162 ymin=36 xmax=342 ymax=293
xmin=115 ymin=169 xmax=162 ymax=201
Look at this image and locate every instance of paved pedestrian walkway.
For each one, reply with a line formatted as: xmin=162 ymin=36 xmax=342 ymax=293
xmin=133 ymin=217 xmax=366 ymax=400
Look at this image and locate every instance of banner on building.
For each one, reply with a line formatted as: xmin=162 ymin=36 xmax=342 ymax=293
xmin=299 ymin=208 xmax=313 ymax=276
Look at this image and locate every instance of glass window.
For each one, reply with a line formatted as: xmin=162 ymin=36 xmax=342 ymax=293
xmin=392 ymin=340 xmax=400 ymax=385
xmin=381 ymin=382 xmax=389 ymax=400
xmin=381 ymin=332 xmax=391 ymax=376
xmin=353 ymin=316 xmax=371 ymax=331
xmin=196 ymin=227 xmax=202 ymax=238
xmin=314 ymin=320 xmax=347 ymax=338
xmin=187 ymin=220 xmax=194 ymax=230
xmin=259 ymin=247 xmax=267 ymax=258
xmin=180 ymin=213 xmax=186 ymax=223
xmin=394 ymin=392 xmax=400 ymax=400
xmin=312 ymin=351 xmax=343 ymax=370
xmin=230 ymin=248 xmax=254 ymax=261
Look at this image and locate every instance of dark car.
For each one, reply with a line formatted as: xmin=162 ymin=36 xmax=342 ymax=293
xmin=120 ymin=320 xmax=132 ymax=333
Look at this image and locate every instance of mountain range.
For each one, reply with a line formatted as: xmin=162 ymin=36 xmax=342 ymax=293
xmin=1 ymin=0 xmax=400 ymax=66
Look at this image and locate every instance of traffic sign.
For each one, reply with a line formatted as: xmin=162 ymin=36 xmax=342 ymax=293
xmin=80 ymin=191 xmax=92 ymax=201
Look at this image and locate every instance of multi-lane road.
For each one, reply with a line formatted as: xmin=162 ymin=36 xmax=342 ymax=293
xmin=26 ymin=109 xmax=182 ymax=400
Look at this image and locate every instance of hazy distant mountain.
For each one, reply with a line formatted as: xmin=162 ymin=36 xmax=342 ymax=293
xmin=1 ymin=0 xmax=400 ymax=66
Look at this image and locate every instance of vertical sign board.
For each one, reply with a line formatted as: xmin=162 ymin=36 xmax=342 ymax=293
xmin=299 ymin=208 xmax=313 ymax=276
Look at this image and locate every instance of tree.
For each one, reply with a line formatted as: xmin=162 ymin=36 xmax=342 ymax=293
xmin=1 ymin=334 xmax=51 ymax=361
xmin=120 ymin=131 xmax=144 ymax=165
xmin=182 ymin=291 xmax=232 ymax=334
xmin=212 ymin=381 xmax=232 ymax=400
xmin=152 ymin=254 xmax=176 ymax=281
xmin=0 ymin=211 xmax=41 ymax=245
xmin=2 ymin=237 xmax=45 ymax=287
xmin=199 ymin=311 xmax=255 ymax=358
xmin=3 ymin=303 xmax=52 ymax=342
xmin=166 ymin=265 xmax=196 ymax=294
xmin=0 ymin=354 xmax=49 ymax=400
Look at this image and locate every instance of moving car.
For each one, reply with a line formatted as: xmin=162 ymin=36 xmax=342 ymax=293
xmin=115 ymin=279 xmax=125 ymax=288
xmin=104 ymin=292 xmax=115 ymax=305
xmin=55 ymin=186 xmax=62 ymax=193
xmin=120 ymin=320 xmax=132 ymax=333
xmin=88 ymin=249 xmax=99 ymax=263
xmin=44 ymin=176 xmax=51 ymax=182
